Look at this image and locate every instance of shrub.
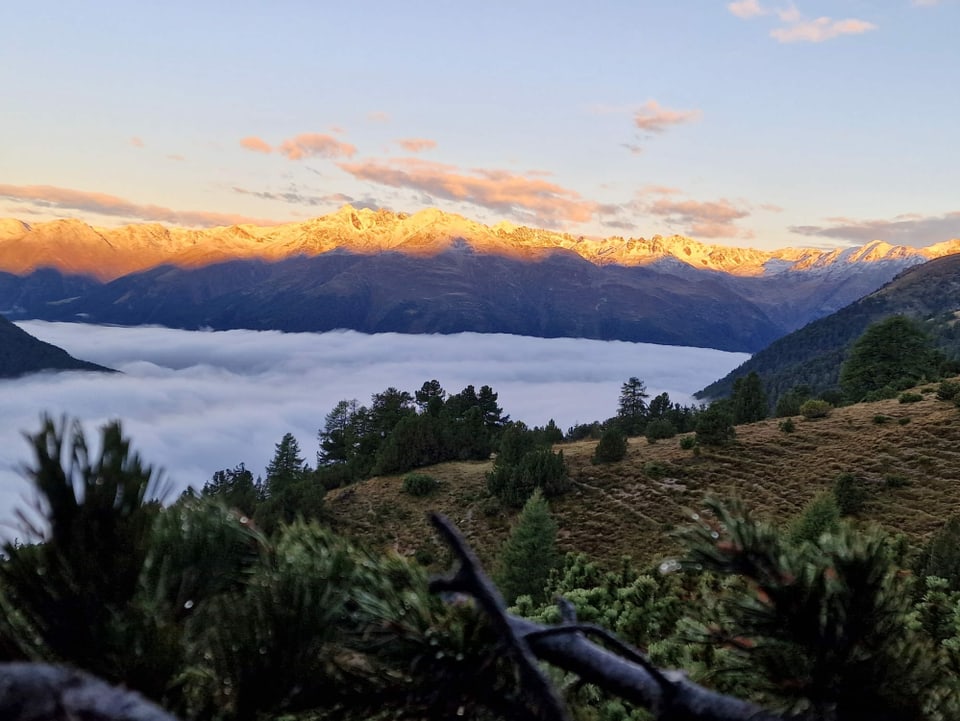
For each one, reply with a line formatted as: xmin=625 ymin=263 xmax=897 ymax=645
xmin=799 ymin=399 xmax=832 ymax=419
xmin=833 ymin=473 xmax=866 ymax=516
xmin=779 ymin=418 xmax=795 ymax=434
xmin=643 ymin=461 xmax=669 ymax=479
xmin=695 ymin=403 xmax=735 ymax=446
xmin=937 ymin=380 xmax=960 ymax=401
xmin=644 ymin=419 xmax=677 ymax=443
xmin=872 ymin=414 xmax=889 ymax=425
xmin=592 ymin=427 xmax=627 ymax=464
xmin=679 ymin=435 xmax=696 ymax=450
xmin=899 ymin=392 xmax=923 ymax=404
xmin=790 ymin=492 xmax=841 ymax=544
xmin=883 ymin=474 xmax=911 ymax=489
xmin=898 ymin=417 xmax=912 ymax=426
xmin=402 ymin=472 xmax=438 ymax=497
xmin=863 ymin=386 xmax=899 ymax=402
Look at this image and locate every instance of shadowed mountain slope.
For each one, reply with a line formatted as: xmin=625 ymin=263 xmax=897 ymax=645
xmin=0 ymin=316 xmax=112 ymax=378
xmin=698 ymin=254 xmax=960 ymax=400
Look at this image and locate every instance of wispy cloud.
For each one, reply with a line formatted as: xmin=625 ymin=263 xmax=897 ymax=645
xmin=790 ymin=211 xmax=960 ymax=247
xmin=771 ymin=15 xmax=877 ymax=43
xmin=232 ymin=186 xmax=355 ymax=207
xmin=278 ymin=133 xmax=356 ymax=160
xmin=644 ymin=192 xmax=753 ymax=239
xmin=367 ymin=111 xmax=390 ymax=123
xmin=0 ymin=184 xmax=280 ymax=227
xmin=633 ymin=100 xmax=702 ymax=134
xmin=337 ymin=157 xmax=598 ymax=226
xmin=240 ymin=133 xmax=357 ymax=160
xmin=130 ymin=136 xmax=145 ymax=148
xmin=730 ymin=2 xmax=877 ymax=43
xmin=240 ymin=136 xmax=273 ymax=153
xmin=912 ymin=0 xmax=941 ymax=6
xmin=728 ymin=0 xmax=766 ymax=19
xmin=396 ymin=138 xmax=437 ymax=153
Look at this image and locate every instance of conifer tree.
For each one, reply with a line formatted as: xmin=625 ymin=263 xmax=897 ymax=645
xmin=731 ymin=371 xmax=768 ymax=424
xmin=494 ymin=490 xmax=559 ymax=605
xmin=840 ymin=315 xmax=942 ymax=402
xmin=617 ymin=377 xmax=649 ymax=435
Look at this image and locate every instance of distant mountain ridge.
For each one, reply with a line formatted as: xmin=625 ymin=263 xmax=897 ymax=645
xmin=1 ymin=206 xmax=958 ymax=352
xmin=2 ymin=206 xmax=958 ymax=281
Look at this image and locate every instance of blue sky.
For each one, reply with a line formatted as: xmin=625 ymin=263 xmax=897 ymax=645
xmin=2 ymin=1 xmax=958 ymax=249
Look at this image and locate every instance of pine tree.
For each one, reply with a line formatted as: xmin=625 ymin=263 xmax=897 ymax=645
xmin=731 ymin=371 xmax=768 ymax=424
xmin=617 ymin=377 xmax=649 ymax=435
xmin=494 ymin=490 xmax=559 ymax=605
xmin=840 ymin=315 xmax=943 ymax=402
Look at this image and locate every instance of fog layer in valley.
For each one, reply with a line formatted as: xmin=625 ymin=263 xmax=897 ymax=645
xmin=1 ymin=322 xmax=748 ymax=531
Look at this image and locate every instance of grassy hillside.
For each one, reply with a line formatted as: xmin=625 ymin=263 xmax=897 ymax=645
xmin=328 ymin=384 xmax=960 ymax=570
xmin=698 ymin=253 xmax=960 ymax=402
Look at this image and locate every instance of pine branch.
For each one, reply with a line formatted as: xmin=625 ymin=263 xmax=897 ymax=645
xmin=0 ymin=662 xmax=180 ymax=721
xmin=429 ymin=513 xmax=791 ymax=721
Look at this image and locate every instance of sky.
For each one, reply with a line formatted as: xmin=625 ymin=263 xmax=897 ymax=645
xmin=2 ymin=1 xmax=958 ymax=250
xmin=0 ymin=321 xmax=748 ymax=532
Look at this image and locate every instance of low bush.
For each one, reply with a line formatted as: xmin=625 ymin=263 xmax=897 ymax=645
xmin=800 ymin=399 xmax=832 ymax=419
xmin=898 ymin=417 xmax=912 ymax=426
xmin=884 ymin=474 xmax=911 ymax=489
xmin=863 ymin=386 xmax=899 ymax=402
xmin=643 ymin=461 xmax=669 ymax=479
xmin=593 ymin=427 xmax=627 ymax=463
xmin=402 ymin=472 xmax=439 ymax=497
xmin=779 ymin=418 xmax=795 ymax=433
xmin=872 ymin=414 xmax=889 ymax=425
xmin=937 ymin=380 xmax=960 ymax=401
xmin=899 ymin=392 xmax=923 ymax=404
xmin=644 ymin=419 xmax=677 ymax=443
xmin=833 ymin=472 xmax=866 ymax=516
xmin=679 ymin=435 xmax=696 ymax=450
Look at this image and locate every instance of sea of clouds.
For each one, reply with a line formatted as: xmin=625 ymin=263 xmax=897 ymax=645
xmin=0 ymin=322 xmax=748 ymax=533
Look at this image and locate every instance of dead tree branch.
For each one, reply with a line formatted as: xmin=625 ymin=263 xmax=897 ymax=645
xmin=429 ymin=513 xmax=789 ymax=721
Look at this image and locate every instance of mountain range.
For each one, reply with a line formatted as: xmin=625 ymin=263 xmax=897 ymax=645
xmin=2 ymin=206 xmax=959 ymax=352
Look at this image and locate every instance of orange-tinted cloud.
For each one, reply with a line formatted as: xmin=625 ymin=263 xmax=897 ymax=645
xmin=397 ymin=138 xmax=437 ymax=153
xmin=647 ymin=197 xmax=751 ymax=238
xmin=633 ymin=100 xmax=702 ymax=134
xmin=368 ymin=111 xmax=390 ymax=123
xmin=240 ymin=136 xmax=273 ymax=153
xmin=278 ymin=133 xmax=356 ymax=160
xmin=130 ymin=136 xmax=145 ymax=148
xmin=338 ymin=157 xmax=596 ymax=225
xmin=0 ymin=184 xmax=280 ymax=227
xmin=771 ymin=16 xmax=876 ymax=43
xmin=728 ymin=0 xmax=766 ymax=19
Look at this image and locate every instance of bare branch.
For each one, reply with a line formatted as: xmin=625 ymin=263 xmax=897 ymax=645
xmin=429 ymin=512 xmax=570 ymax=721
xmin=429 ymin=513 xmax=789 ymax=721
xmin=0 ymin=662 xmax=180 ymax=721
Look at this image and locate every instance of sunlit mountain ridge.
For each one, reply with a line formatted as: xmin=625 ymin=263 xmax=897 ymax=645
xmin=3 ymin=206 xmax=959 ymax=353
xmin=2 ymin=205 xmax=958 ymax=281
